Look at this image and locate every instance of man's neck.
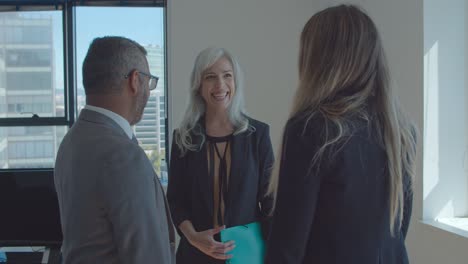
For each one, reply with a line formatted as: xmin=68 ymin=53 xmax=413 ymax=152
xmin=86 ymin=95 xmax=132 ymax=124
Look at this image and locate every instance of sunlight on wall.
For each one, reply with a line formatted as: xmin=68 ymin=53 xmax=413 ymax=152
xmin=423 ymin=41 xmax=439 ymax=201
xmin=437 ymin=199 xmax=455 ymax=219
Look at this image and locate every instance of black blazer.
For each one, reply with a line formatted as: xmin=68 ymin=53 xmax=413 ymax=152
xmin=265 ymin=114 xmax=413 ymax=264
xmin=167 ymin=117 xmax=274 ymax=264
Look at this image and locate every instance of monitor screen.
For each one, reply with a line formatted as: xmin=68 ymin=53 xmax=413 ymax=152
xmin=0 ymin=169 xmax=62 ymax=247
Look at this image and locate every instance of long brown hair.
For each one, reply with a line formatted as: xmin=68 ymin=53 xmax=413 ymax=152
xmin=268 ymin=5 xmax=416 ymax=234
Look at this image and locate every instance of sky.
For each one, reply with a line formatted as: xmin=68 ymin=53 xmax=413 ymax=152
xmin=46 ymin=7 xmax=164 ymax=89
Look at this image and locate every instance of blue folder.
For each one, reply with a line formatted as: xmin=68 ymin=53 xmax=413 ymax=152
xmin=220 ymin=222 xmax=265 ymax=264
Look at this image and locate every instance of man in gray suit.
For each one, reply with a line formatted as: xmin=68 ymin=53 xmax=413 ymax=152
xmin=54 ymin=36 xmax=175 ymax=264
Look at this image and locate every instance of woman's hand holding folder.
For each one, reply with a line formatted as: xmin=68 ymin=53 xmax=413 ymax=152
xmin=180 ymin=221 xmax=236 ymax=260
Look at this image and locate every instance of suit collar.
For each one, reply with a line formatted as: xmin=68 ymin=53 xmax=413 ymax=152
xmin=83 ymin=105 xmax=133 ymax=139
xmin=78 ymin=109 xmax=129 ymax=140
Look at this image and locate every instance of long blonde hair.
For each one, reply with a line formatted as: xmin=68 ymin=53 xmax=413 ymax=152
xmin=268 ymin=5 xmax=416 ymax=234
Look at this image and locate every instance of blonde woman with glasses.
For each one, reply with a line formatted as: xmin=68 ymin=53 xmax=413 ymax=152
xmin=265 ymin=5 xmax=417 ymax=264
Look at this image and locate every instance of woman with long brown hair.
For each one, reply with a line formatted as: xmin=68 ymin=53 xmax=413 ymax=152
xmin=265 ymin=5 xmax=416 ymax=264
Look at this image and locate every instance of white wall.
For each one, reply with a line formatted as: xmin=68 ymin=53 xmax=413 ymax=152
xmin=167 ymin=0 xmax=318 ymax=148
xmin=466 ymin=0 xmax=468 ymax=189
xmin=424 ymin=0 xmax=467 ymax=220
xmin=167 ymin=0 xmax=468 ymax=263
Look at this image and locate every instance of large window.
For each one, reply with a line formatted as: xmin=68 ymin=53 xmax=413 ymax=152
xmin=0 ymin=10 xmax=65 ymax=169
xmin=74 ymin=7 xmax=167 ymax=178
xmin=0 ymin=1 xmax=167 ymax=179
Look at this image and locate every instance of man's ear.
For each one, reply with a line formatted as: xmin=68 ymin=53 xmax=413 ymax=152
xmin=127 ymin=70 xmax=139 ymax=96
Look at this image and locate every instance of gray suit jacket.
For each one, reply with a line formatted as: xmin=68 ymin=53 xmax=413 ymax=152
xmin=54 ymin=109 xmax=175 ymax=264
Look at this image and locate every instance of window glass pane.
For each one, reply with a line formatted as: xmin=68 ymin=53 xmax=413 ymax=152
xmin=0 ymin=12 xmax=65 ymax=118
xmin=0 ymin=126 xmax=67 ymax=169
xmin=75 ymin=7 xmax=167 ymax=181
xmin=6 ymin=49 xmax=51 ymax=67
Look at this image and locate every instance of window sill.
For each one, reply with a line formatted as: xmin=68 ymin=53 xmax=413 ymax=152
xmin=0 ymin=247 xmax=45 ymax=252
xmin=421 ymin=218 xmax=468 ymax=239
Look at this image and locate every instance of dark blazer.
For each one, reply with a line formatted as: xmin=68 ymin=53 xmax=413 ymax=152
xmin=167 ymin=116 xmax=274 ymax=264
xmin=265 ymin=113 xmax=413 ymax=264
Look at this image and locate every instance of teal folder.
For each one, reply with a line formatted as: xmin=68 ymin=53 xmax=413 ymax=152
xmin=220 ymin=222 xmax=265 ymax=264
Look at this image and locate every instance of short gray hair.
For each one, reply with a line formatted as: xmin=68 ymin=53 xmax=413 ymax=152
xmin=175 ymin=47 xmax=252 ymax=156
xmin=82 ymin=36 xmax=147 ymax=95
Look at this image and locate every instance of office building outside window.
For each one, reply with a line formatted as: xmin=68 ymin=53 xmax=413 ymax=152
xmin=0 ymin=12 xmax=65 ymax=169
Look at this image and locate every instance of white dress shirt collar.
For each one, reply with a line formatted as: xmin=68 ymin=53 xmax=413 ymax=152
xmin=84 ymin=105 xmax=133 ymax=140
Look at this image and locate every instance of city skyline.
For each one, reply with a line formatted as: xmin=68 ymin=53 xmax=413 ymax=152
xmin=0 ymin=7 xmax=167 ymax=174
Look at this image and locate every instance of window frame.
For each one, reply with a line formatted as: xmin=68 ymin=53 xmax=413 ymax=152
xmin=0 ymin=0 xmax=168 ymax=171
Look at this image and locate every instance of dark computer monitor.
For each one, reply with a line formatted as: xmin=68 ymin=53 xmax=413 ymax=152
xmin=0 ymin=169 xmax=62 ymax=247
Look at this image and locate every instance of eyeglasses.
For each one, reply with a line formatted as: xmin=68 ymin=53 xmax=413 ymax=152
xmin=125 ymin=70 xmax=159 ymax=91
